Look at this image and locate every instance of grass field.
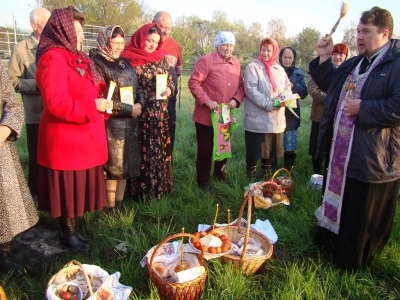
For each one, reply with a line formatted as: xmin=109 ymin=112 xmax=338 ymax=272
xmin=1 ymin=77 xmax=400 ymax=299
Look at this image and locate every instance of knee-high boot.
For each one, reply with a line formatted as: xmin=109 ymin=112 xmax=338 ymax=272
xmin=58 ymin=217 xmax=90 ymax=252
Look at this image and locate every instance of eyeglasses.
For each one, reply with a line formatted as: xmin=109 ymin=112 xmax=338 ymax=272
xmin=110 ymin=41 xmax=125 ymax=47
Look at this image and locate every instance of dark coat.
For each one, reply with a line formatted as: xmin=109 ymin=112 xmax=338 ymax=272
xmin=285 ymin=68 xmax=307 ymax=130
xmin=91 ymin=52 xmax=145 ymax=179
xmin=309 ymin=39 xmax=400 ymax=183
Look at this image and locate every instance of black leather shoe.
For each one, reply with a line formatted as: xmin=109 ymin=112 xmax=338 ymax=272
xmin=0 ymin=251 xmax=23 ymax=275
xmin=115 ymin=201 xmax=126 ymax=214
xmin=75 ymin=231 xmax=93 ymax=242
xmin=60 ymin=233 xmax=90 ymax=252
xmin=198 ymin=182 xmax=210 ymax=191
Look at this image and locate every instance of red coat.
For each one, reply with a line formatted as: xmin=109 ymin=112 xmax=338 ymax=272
xmin=36 ymin=48 xmax=107 ymax=170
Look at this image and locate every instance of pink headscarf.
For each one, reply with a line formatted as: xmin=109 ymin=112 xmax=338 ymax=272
xmin=257 ymin=37 xmax=279 ymax=93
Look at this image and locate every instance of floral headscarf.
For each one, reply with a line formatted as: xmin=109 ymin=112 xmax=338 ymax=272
xmin=96 ymin=25 xmax=125 ymax=61
xmin=257 ymin=37 xmax=279 ymax=93
xmin=122 ymin=23 xmax=166 ymax=67
xmin=36 ymin=6 xmax=103 ymax=85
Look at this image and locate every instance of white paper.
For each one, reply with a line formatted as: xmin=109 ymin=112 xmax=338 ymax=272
xmin=120 ymin=86 xmax=134 ymax=106
xmin=198 ymin=218 xmax=278 ymax=244
xmin=221 ymin=104 xmax=230 ymax=123
xmin=176 ymin=266 xmax=205 ymax=283
xmin=106 ymin=81 xmax=116 ymax=113
xmin=156 ymin=74 xmax=168 ymax=99
xmin=280 ymin=93 xmax=300 ymax=103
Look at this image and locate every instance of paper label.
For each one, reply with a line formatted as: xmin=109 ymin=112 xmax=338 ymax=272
xmin=156 ymin=74 xmax=168 ymax=99
xmin=120 ymin=86 xmax=134 ymax=106
xmin=221 ymin=104 xmax=230 ymax=123
xmin=106 ymin=81 xmax=116 ymax=113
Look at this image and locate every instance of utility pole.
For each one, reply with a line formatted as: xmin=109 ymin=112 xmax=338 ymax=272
xmin=12 ymin=14 xmax=17 ymax=44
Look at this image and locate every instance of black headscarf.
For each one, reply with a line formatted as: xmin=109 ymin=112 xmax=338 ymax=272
xmin=279 ymin=47 xmax=297 ymax=78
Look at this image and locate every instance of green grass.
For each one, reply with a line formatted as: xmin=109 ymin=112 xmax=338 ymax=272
xmin=2 ymin=76 xmax=399 ymax=300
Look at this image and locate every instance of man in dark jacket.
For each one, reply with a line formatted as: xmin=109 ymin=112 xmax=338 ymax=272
xmin=309 ymin=6 xmax=400 ymax=270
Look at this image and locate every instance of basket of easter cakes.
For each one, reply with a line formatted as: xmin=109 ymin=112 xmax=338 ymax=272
xmin=143 ymin=230 xmax=208 ymax=300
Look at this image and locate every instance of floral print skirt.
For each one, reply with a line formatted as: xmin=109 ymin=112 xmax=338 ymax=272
xmin=127 ymin=119 xmax=173 ymax=200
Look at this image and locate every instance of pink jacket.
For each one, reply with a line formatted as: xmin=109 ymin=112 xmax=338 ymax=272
xmin=189 ymin=51 xmax=244 ymax=126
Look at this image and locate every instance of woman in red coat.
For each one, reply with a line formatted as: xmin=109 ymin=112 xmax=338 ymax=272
xmin=36 ymin=6 xmax=111 ymax=251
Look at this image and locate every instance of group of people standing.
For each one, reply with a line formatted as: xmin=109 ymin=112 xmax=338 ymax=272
xmin=1 ymin=6 xmax=182 ymax=272
xmin=189 ymin=6 xmax=400 ymax=272
xmin=0 ymin=4 xmax=399 ymax=276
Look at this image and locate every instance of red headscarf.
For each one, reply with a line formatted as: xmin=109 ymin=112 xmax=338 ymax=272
xmin=122 ymin=23 xmax=166 ymax=66
xmin=257 ymin=37 xmax=279 ymax=93
xmin=36 ymin=6 xmax=103 ymax=85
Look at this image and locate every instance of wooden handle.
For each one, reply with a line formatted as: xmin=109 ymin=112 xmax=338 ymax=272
xmin=47 ymin=260 xmax=93 ymax=296
xmin=149 ymin=233 xmax=205 ymax=267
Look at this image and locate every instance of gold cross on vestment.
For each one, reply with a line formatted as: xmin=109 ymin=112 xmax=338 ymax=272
xmin=345 ymin=78 xmax=355 ymax=98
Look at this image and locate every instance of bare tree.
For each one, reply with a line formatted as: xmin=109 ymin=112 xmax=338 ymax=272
xmin=342 ymin=21 xmax=357 ymax=52
xmin=266 ymin=19 xmax=290 ymax=48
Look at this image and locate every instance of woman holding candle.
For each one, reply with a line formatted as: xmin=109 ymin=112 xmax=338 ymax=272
xmin=35 ymin=6 xmax=111 ymax=251
xmin=122 ymin=23 xmax=174 ymax=200
xmin=90 ymin=25 xmax=144 ymax=214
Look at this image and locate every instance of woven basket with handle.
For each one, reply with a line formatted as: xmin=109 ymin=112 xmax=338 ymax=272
xmin=265 ymin=168 xmax=293 ymax=195
xmin=213 ymin=192 xmax=273 ymax=274
xmin=46 ymin=260 xmax=94 ymax=299
xmin=146 ymin=233 xmax=208 ymax=300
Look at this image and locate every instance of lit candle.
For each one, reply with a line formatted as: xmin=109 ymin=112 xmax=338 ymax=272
xmin=228 ymin=209 xmax=231 ymax=240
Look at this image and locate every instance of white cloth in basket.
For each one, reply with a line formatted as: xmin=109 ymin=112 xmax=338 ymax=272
xmin=198 ymin=218 xmax=278 ymax=244
xmin=46 ymin=264 xmax=132 ymax=300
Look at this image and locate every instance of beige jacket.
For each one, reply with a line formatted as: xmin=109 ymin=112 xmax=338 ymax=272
xmin=308 ymin=78 xmax=326 ymax=122
xmin=243 ymin=59 xmax=291 ymax=133
xmin=8 ymin=34 xmax=43 ymax=124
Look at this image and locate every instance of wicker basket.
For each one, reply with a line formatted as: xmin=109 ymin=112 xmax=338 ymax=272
xmin=216 ymin=194 xmax=273 ymax=274
xmin=146 ymin=233 xmax=208 ymax=300
xmin=46 ymin=260 xmax=94 ymax=299
xmin=265 ymin=168 xmax=293 ymax=195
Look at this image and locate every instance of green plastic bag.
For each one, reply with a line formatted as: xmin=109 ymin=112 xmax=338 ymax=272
xmin=211 ymin=104 xmax=238 ymax=161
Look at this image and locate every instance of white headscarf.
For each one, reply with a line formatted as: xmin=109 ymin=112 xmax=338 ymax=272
xmin=214 ymin=31 xmax=235 ymax=48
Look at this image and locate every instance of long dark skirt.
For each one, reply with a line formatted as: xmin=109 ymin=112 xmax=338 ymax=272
xmin=314 ymin=177 xmax=400 ymax=270
xmin=37 ymin=165 xmax=106 ymax=218
xmin=127 ymin=119 xmax=173 ymax=200
xmin=309 ymin=121 xmax=321 ymax=157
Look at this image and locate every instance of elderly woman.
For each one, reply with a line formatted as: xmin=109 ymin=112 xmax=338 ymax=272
xmin=243 ymin=37 xmax=292 ymax=179
xmin=188 ymin=31 xmax=244 ymax=190
xmin=122 ymin=23 xmax=174 ymax=200
xmin=0 ymin=64 xmax=38 ymax=275
xmin=90 ymin=25 xmax=144 ymax=214
xmin=279 ymin=47 xmax=308 ymax=170
xmin=36 ymin=6 xmax=111 ymax=251
xmin=308 ymin=43 xmax=349 ymax=174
